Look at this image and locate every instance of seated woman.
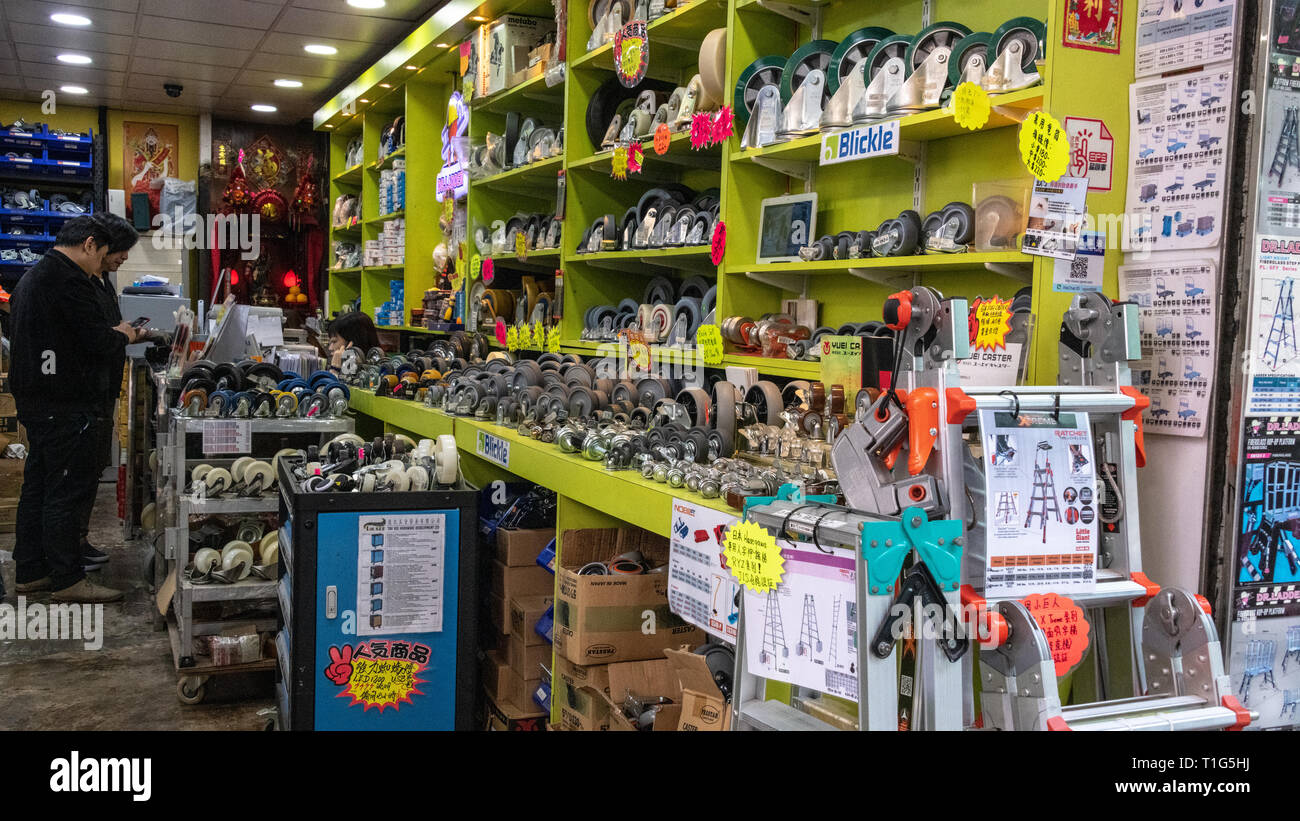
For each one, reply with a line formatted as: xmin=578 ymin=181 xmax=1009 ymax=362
xmin=327 ymin=311 xmax=382 ymax=371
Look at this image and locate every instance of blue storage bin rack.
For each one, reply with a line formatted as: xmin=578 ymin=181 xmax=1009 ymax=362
xmin=0 ymin=125 xmax=94 ymax=181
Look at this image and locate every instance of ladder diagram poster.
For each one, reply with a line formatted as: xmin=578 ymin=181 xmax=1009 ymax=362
xmin=742 ymin=541 xmax=858 ymax=702
xmin=1126 ymin=64 xmax=1232 ymax=252
xmin=1256 ymin=88 xmax=1300 ymax=236
xmin=1118 ymin=259 xmax=1216 ymax=436
xmin=667 ymin=498 xmax=740 ymax=642
xmin=977 ymin=409 xmax=1098 ymax=597
xmin=356 ymin=513 xmax=446 ymax=637
xmin=1246 ymin=237 xmax=1300 ymax=414
xmin=1135 ymin=0 xmax=1236 ymax=78
xmin=1235 ymin=418 xmax=1300 ymax=594
xmin=1226 ymin=613 xmax=1300 ymax=730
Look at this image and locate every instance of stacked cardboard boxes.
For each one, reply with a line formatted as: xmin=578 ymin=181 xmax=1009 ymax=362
xmin=0 ymin=373 xmax=24 ymax=532
xmin=481 ymin=526 xmax=554 ymax=728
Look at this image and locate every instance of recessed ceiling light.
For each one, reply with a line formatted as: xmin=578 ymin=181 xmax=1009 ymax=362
xmin=435 ymin=43 xmax=450 ymax=48
xmin=274 ymin=78 xmax=303 ymax=88
xmin=304 ymin=44 xmax=337 ymax=55
xmin=470 ymin=16 xmax=488 ymax=22
xmin=57 ymin=53 xmax=92 ymax=65
xmin=358 ymin=98 xmax=369 ymax=103
xmin=347 ymin=0 xmax=385 ymax=7
xmin=378 ymin=83 xmax=391 ymax=89
xmin=251 ymin=104 xmax=277 ymax=113
xmin=405 ymin=65 xmax=419 ymax=70
xmin=324 ymin=124 xmax=334 ymax=128
xmin=50 ymin=13 xmax=92 ymax=26
xmin=60 ymin=85 xmax=88 ymax=95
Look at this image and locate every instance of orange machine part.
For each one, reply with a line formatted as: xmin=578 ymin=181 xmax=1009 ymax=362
xmin=905 ymin=387 xmax=939 ymax=475
xmin=1119 ymin=386 xmax=1149 ymax=468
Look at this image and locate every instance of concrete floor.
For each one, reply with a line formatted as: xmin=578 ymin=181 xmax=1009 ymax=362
xmin=0 ymin=482 xmax=274 ymax=730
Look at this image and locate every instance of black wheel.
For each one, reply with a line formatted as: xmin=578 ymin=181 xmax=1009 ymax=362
xmin=780 ymin=40 xmax=838 ymax=106
xmin=734 ymin=56 xmax=785 ymax=126
xmin=864 ymin=34 xmax=912 ymax=81
xmin=948 ymin=31 xmax=994 ymax=88
xmin=941 ymin=202 xmax=976 ymax=245
xmin=992 ymin=17 xmax=1047 ymax=72
xmin=905 ymin=22 xmax=972 ymax=72
xmin=829 ymin=27 xmax=895 ymax=95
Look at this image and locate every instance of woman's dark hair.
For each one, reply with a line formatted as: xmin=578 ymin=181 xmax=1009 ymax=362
xmin=96 ymin=213 xmax=140 ymax=253
xmin=329 ymin=311 xmax=381 ymax=351
xmin=54 ymin=215 xmax=114 ymax=249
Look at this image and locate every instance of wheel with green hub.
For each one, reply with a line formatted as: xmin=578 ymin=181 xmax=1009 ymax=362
xmin=992 ymin=17 xmax=1047 ymax=71
xmin=829 ymin=27 xmax=895 ymax=95
xmin=734 ymin=55 xmax=785 ymax=126
xmin=905 ymin=21 xmax=973 ymax=72
xmin=863 ymin=34 xmax=912 ymax=82
xmin=780 ymin=40 xmax=837 ymax=105
xmin=948 ymin=31 xmax=994 ymax=88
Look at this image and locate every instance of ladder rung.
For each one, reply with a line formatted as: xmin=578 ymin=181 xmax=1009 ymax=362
xmin=1067 ymin=705 xmax=1246 ymax=732
xmin=985 ymin=579 xmax=1147 ymax=609
xmin=1062 ymin=694 xmax=1205 ymax=722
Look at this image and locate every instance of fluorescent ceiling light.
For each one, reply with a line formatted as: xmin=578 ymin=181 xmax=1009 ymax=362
xmin=274 ymin=79 xmax=303 ymax=88
xmin=304 ymin=44 xmax=337 ymax=55
xmin=50 ymin=13 xmax=92 ymax=26
xmin=251 ymin=104 xmax=277 ymax=113
xmin=60 ymin=85 xmax=89 ymax=95
xmin=57 ymin=53 xmax=92 ymax=65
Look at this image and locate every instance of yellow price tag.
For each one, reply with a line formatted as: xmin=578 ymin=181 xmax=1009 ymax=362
xmin=952 ymin=82 xmax=990 ymax=131
xmin=723 ymin=520 xmax=785 ymax=593
xmin=506 ymin=326 xmax=520 ymax=351
xmin=611 ymin=145 xmax=629 ymax=180
xmin=470 ymin=254 xmax=482 ymax=281
xmin=515 ymin=231 xmax=528 ymax=261
xmin=1018 ymin=110 xmax=1070 ymax=183
xmin=695 ymin=324 xmax=723 ymax=365
xmin=546 ymin=325 xmax=562 ymax=353
xmin=971 ymin=296 xmax=1013 ymax=351
xmin=532 ymin=322 xmax=545 ymax=350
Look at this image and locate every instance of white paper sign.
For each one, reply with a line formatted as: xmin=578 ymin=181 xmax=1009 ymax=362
xmin=1246 ymin=236 xmax=1300 ymax=415
xmin=743 ymin=540 xmax=858 ymax=702
xmin=1065 ymin=116 xmax=1115 ymax=191
xmin=1136 ymin=0 xmax=1236 ymax=78
xmin=201 ymin=420 xmax=251 ymax=454
xmin=978 ymin=409 xmax=1098 ymax=598
xmin=1053 ymin=231 xmax=1106 ymax=292
xmin=356 ymin=513 xmax=446 ymax=636
xmin=667 ymin=498 xmax=740 ymax=642
xmin=1022 ymin=176 xmax=1089 ymax=260
xmin=959 ymin=342 xmax=1025 ymax=387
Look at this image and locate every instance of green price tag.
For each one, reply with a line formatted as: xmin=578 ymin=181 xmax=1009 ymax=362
xmin=506 ymin=326 xmax=520 ymax=351
xmin=696 ymin=324 xmax=724 ymax=365
xmin=470 ymin=254 xmax=482 ymax=281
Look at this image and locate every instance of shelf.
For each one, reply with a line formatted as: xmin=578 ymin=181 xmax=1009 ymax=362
xmin=486 ymin=248 xmax=562 ymax=271
xmin=470 ymin=154 xmax=563 ymax=192
xmin=471 ymin=72 xmax=564 ymax=116
xmin=726 ymin=250 xmax=1035 ymax=288
xmin=180 ymin=574 xmax=279 ymax=603
xmin=721 ymin=353 xmax=821 ymax=379
xmin=369 ymin=146 xmax=405 ymax=171
xmin=571 ymin=0 xmax=728 ymax=77
xmin=331 ymin=266 xmax=362 ymax=275
xmin=731 ymin=86 xmax=1045 ymax=173
xmin=332 ymin=164 xmax=363 ymax=185
xmin=366 ymin=210 xmax=405 ymax=224
xmin=348 ymin=391 xmax=456 ymax=440
xmin=330 ymin=222 xmax=361 ymax=234
xmin=572 ymin=245 xmax=715 ymax=271
xmin=179 ymin=495 xmax=278 ymax=515
xmin=568 ymin=130 xmax=722 ymax=175
xmin=364 ymin=264 xmax=405 ymax=274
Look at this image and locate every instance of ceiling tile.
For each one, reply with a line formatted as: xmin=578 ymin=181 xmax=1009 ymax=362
xmin=119 ymin=57 xmax=239 ymax=83
xmin=2 ymin=0 xmax=138 ymax=36
xmin=125 ymin=73 xmax=228 ymax=97
xmin=131 ymin=38 xmax=250 ymax=67
xmin=244 ymin=50 xmax=361 ymax=79
xmin=233 ymin=68 xmax=333 ymax=93
xmin=24 ymin=0 xmax=141 ymax=12
xmin=274 ymin=7 xmax=410 ymax=43
xmin=8 ymin=23 xmax=135 ymax=55
xmin=288 ymin=0 xmax=442 ymax=22
xmin=137 ymin=0 xmax=283 ymax=29
xmin=256 ymin=32 xmax=372 ymax=59
xmin=15 ymin=45 xmax=131 ymax=71
xmin=136 ymin=16 xmax=265 ymax=48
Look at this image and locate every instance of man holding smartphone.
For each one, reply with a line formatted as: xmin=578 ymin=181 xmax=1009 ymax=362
xmin=10 ymin=214 xmax=144 ymax=603
xmin=76 ymin=215 xmax=141 ymax=571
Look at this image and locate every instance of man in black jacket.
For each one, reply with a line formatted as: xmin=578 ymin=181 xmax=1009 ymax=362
xmin=76 ymin=216 xmax=139 ymax=570
xmin=10 ymin=215 xmax=143 ymax=603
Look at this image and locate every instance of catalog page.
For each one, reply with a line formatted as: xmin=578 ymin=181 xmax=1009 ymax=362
xmin=1246 ymin=237 xmax=1300 ymax=414
xmin=667 ymin=499 xmax=740 ymax=642
xmin=1135 ymin=0 xmax=1236 ymax=78
xmin=356 ymin=513 xmax=446 ymax=637
xmin=977 ymin=409 xmax=1099 ymax=597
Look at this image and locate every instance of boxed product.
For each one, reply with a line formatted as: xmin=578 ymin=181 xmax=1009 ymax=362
xmin=552 ymin=655 xmax=612 ymax=731
xmin=480 ymin=648 xmax=511 ymax=705
xmin=554 ymin=527 xmax=700 ymax=665
xmin=487 ymin=591 xmax=508 ymax=635
xmin=507 ymin=630 xmax=550 ymax=677
xmin=497 ymin=526 xmax=553 ymax=566
xmin=482 ymin=687 xmax=547 ymax=731
xmin=664 ymin=647 xmax=731 ymax=731
xmin=491 ymin=559 xmax=555 ymax=602
xmin=509 ymin=595 xmax=553 ymax=646
xmin=486 ymin=14 xmax=556 ymax=94
xmin=599 ymin=658 xmax=682 ymax=732
xmin=505 ymin=665 xmax=541 ymax=710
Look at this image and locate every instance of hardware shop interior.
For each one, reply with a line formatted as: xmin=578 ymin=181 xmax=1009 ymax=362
xmin=1 ymin=0 xmax=1297 ymax=737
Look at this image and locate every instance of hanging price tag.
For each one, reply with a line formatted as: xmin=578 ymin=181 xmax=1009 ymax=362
xmin=514 ymin=231 xmax=527 ymax=261
xmin=1019 ymin=110 xmax=1070 ymax=182
xmin=506 ymin=325 xmax=520 ymax=351
xmin=970 ymin=296 xmax=1013 ymax=351
xmin=627 ymin=141 xmax=644 ymax=174
xmin=723 ymin=520 xmax=785 ymax=593
xmin=695 ymin=324 xmax=723 ymax=365
xmin=613 ymin=19 xmax=649 ymax=87
xmin=710 ymin=106 xmax=735 ymax=143
xmin=494 ymin=317 xmax=509 ymax=347
xmin=611 ymin=144 xmax=629 ymax=180
xmin=690 ymin=112 xmax=713 ymax=150
xmin=530 ymin=321 xmax=544 ymax=349
xmin=710 ymin=220 xmax=727 ymax=267
xmin=482 ymin=256 xmax=495 ymax=285
xmin=470 ymin=254 xmax=483 ymax=281
xmin=1021 ymin=593 xmax=1091 ymax=678
xmin=952 ymin=82 xmax=991 ymax=131
xmin=653 ymin=123 xmax=672 ymax=155
xmin=547 ymin=325 xmax=562 ymax=353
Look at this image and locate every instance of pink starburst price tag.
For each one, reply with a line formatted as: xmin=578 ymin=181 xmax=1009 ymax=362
xmin=690 ymin=113 xmax=713 ymax=150
xmin=628 ymin=141 xmax=644 ymax=174
xmin=710 ymin=220 xmax=726 ymax=266
xmin=710 ymin=106 xmax=735 ymax=144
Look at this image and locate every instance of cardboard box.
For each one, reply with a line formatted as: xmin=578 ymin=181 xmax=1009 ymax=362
xmin=482 ymin=687 xmax=547 ymax=731
xmin=554 ymin=527 xmax=700 ymax=665
xmin=497 ymin=527 xmax=552 ymax=566
xmin=486 ymin=14 xmax=555 ymax=94
xmin=0 ymin=458 xmax=24 ymax=500
xmin=553 ymin=678 xmax=611 ymax=731
xmin=507 ymin=631 xmax=551 ymax=678
xmin=665 ymin=647 xmax=731 ymax=731
xmin=480 ymin=649 xmax=511 ymax=706
xmin=553 ymin=655 xmax=611 ymax=699
xmin=509 ymin=595 xmax=553 ymax=647
xmin=486 ymin=591 xmax=508 ymax=635
xmin=600 ymin=658 xmax=682 ymax=732
xmin=505 ymin=665 xmax=542 ymax=711
xmin=491 ymin=559 xmax=554 ymax=601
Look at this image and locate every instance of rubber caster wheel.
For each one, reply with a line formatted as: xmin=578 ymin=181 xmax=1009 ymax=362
xmin=177 ymin=676 xmax=207 ymax=705
xmin=735 ymin=56 xmax=786 ymax=126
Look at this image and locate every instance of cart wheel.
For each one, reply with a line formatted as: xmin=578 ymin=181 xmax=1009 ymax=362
xmin=177 ymin=676 xmax=206 ymax=705
xmin=759 ymin=650 xmax=770 ymax=664
xmin=816 ymin=640 xmax=824 ymax=653
xmin=797 ymin=643 xmax=807 ymax=656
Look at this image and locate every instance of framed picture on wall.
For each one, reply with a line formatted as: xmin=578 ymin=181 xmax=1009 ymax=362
xmin=123 ymin=121 xmax=178 ymax=220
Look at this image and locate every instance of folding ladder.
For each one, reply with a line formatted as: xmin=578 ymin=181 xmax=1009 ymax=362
xmin=1268 ymin=107 xmax=1300 ymax=183
xmin=1023 ymin=442 xmax=1061 ymax=543
xmin=1262 ymin=277 xmax=1297 ymax=370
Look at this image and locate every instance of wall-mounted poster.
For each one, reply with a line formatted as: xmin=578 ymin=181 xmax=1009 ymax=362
xmin=1064 ymin=0 xmax=1122 ymax=54
xmin=123 ymin=121 xmax=178 ymax=219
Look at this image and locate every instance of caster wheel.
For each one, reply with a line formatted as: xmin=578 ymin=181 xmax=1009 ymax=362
xmin=759 ymin=650 xmax=770 ymax=664
xmin=781 ymin=646 xmax=790 ymax=658
xmin=735 ymin=56 xmax=786 ymax=126
xmin=864 ymin=34 xmax=912 ymax=82
xmin=829 ymin=27 xmax=896 ymax=95
xmin=177 ymin=676 xmax=206 ymax=705
xmin=992 ymin=17 xmax=1047 ymax=72
xmin=797 ymin=643 xmax=807 ymax=656
xmin=948 ymin=31 xmax=994 ymax=89
xmin=780 ymin=40 xmax=837 ymax=106
xmin=816 ymin=640 xmax=824 ymax=653
xmin=905 ymin=21 xmax=973 ymax=73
